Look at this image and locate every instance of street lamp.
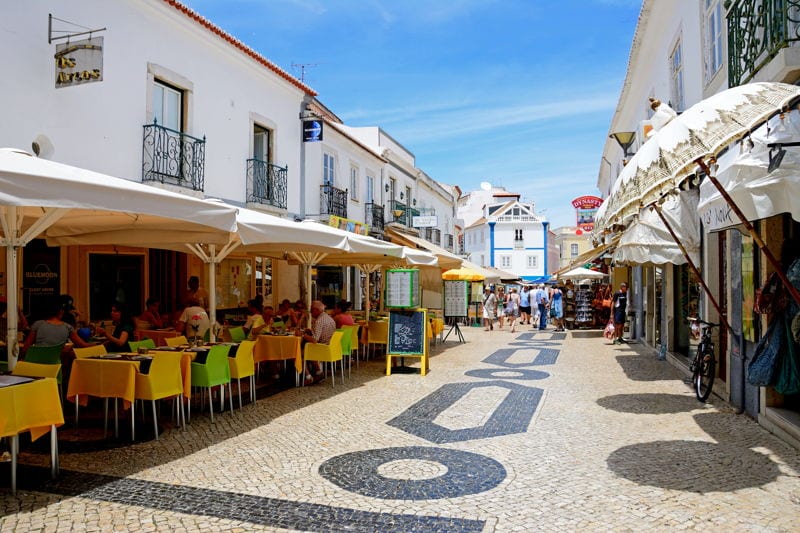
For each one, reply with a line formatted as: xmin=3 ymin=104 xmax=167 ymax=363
xmin=609 ymin=131 xmax=636 ymax=162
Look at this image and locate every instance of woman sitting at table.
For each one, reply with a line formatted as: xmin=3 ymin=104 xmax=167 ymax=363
xmin=175 ymin=297 xmax=211 ymax=342
xmin=138 ymin=296 xmax=165 ymax=329
xmin=23 ymin=296 xmax=92 ymax=351
xmin=243 ymin=298 xmax=267 ymax=339
xmin=261 ymin=305 xmax=276 ymax=328
xmin=96 ymin=302 xmax=135 ymax=353
xmin=289 ymin=299 xmax=310 ymax=330
xmin=333 ymin=300 xmax=355 ymax=328
xmin=277 ymin=299 xmax=292 ymax=324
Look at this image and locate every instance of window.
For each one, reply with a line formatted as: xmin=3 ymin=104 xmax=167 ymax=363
xmin=501 ymin=256 xmax=511 ymax=268
xmin=705 ymin=0 xmax=723 ymax=81
xmin=670 ymin=39 xmax=685 ymax=111
xmin=350 ymin=165 xmax=358 ymax=200
xmin=527 ymin=255 xmax=538 ymax=268
xmin=366 ymin=174 xmax=374 ymax=203
xmin=323 ymin=153 xmax=335 ymax=186
xmin=514 ymin=229 xmax=523 ymax=240
xmin=153 ymin=80 xmax=182 ymax=130
xmin=571 ymin=243 xmax=579 ymax=258
xmin=253 ymin=124 xmax=272 ymax=163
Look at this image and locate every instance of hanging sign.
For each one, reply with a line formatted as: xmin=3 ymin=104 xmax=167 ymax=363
xmin=303 ymin=120 xmax=323 ymax=142
xmin=55 ymin=37 xmax=103 ymax=88
xmin=571 ymin=195 xmax=603 ymax=232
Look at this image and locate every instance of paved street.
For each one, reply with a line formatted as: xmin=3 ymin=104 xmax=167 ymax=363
xmin=2 ymin=325 xmax=800 ymax=532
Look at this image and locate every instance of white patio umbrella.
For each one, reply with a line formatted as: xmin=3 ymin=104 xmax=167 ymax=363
xmin=0 ymin=148 xmax=238 ymax=369
xmin=557 ymin=266 xmax=607 ymax=280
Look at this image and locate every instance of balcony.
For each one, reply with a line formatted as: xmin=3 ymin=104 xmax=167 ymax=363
xmin=431 ymin=228 xmax=441 ymax=245
xmin=389 ymin=200 xmax=407 ymax=225
xmin=728 ymin=0 xmax=800 ymax=86
xmin=247 ymin=158 xmax=287 ymax=210
xmin=514 ymin=238 xmax=525 ymax=249
xmin=142 ymin=121 xmax=205 ymax=191
xmin=365 ymin=202 xmax=385 ymax=234
xmin=446 ymin=233 xmax=454 ymax=249
xmin=320 ymin=184 xmax=348 ymax=218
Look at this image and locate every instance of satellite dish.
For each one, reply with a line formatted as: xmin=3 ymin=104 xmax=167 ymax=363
xmin=479 ymin=181 xmax=492 ymax=191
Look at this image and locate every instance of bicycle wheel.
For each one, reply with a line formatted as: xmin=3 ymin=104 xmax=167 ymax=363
xmin=694 ymin=351 xmax=715 ymax=402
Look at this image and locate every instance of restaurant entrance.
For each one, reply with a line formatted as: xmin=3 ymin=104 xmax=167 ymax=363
xmin=88 ymin=252 xmax=144 ymax=320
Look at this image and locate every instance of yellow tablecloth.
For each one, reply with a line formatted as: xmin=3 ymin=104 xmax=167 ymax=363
xmin=67 ymin=358 xmax=139 ymax=409
xmin=254 ymin=335 xmax=302 ymax=374
xmin=0 ymin=377 xmax=64 ymax=441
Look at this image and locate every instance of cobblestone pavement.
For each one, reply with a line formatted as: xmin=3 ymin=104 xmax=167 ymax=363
xmin=3 ymin=325 xmax=800 ymax=531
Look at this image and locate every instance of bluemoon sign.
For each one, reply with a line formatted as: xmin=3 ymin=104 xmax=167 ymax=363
xmin=303 ymin=120 xmax=323 ymax=142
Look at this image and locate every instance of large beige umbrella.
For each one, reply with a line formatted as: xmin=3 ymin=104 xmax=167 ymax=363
xmin=0 ymin=148 xmax=238 ymax=368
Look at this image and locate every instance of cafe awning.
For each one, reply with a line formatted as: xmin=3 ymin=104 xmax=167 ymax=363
xmin=384 ymin=227 xmax=463 ymax=270
xmin=615 ymin=189 xmax=700 ymax=266
xmin=552 ymin=237 xmax=618 ymax=277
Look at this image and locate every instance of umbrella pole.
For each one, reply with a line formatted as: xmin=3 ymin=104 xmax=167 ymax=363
xmin=652 ymin=204 xmax=731 ymax=333
xmin=208 ymin=246 xmax=217 ymax=342
xmin=698 ymin=158 xmax=800 ymax=308
xmin=6 ymin=242 xmax=19 ymax=370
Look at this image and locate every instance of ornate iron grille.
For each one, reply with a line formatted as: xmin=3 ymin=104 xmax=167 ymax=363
xmin=320 ymin=184 xmax=348 ymax=218
xmin=365 ymin=202 xmax=384 ymax=233
xmin=247 ymin=158 xmax=287 ymax=209
xmin=390 ymin=199 xmax=407 ymax=225
xmin=142 ymin=120 xmax=205 ymax=191
xmin=727 ymin=0 xmax=800 ymax=86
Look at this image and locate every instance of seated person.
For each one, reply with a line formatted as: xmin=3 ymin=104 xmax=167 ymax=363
xmin=296 ymin=300 xmax=336 ymax=384
xmin=95 ymin=302 xmax=135 ymax=353
xmin=138 ymin=296 xmax=165 ymax=329
xmin=23 ymin=296 xmax=92 ymax=351
xmin=175 ymin=297 xmax=211 ymax=342
xmin=261 ymin=305 xmax=276 ymax=329
xmin=289 ymin=299 xmax=310 ymax=330
xmin=333 ymin=300 xmax=356 ymax=328
xmin=243 ymin=298 xmax=266 ymax=339
xmin=277 ymin=299 xmax=292 ymax=324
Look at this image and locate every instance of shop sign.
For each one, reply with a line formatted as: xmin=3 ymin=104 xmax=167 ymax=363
xmin=328 ymin=215 xmax=369 ymax=235
xmin=55 ymin=37 xmax=103 ymax=88
xmin=412 ymin=215 xmax=438 ymax=228
xmin=571 ymin=195 xmax=603 ymax=232
xmin=22 ymin=241 xmax=61 ymax=320
xmin=302 ymin=119 xmax=323 ymax=142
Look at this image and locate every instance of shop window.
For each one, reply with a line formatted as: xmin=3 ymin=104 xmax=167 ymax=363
xmin=89 ymin=253 xmax=145 ymax=320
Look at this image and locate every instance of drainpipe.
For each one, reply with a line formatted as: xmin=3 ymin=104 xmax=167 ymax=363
xmin=488 ymin=222 xmax=496 ymax=267
xmin=542 ymin=221 xmax=550 ymax=278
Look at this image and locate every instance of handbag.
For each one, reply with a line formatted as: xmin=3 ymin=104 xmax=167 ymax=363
xmin=747 ymin=317 xmax=784 ymax=387
xmin=603 ymin=318 xmax=615 ymax=339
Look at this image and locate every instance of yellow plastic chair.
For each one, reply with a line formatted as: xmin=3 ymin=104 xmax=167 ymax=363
xmin=12 ymin=361 xmax=62 ymax=379
xmin=228 ymin=326 xmax=246 ymax=343
xmin=303 ymin=331 xmax=344 ymax=387
xmin=228 ymin=340 xmax=256 ymax=409
xmin=25 ymin=344 xmax=65 ymax=395
xmin=128 ymin=338 xmax=156 ymax=352
xmin=367 ymin=321 xmax=389 ymax=359
xmin=74 ymin=345 xmax=108 ymax=359
xmin=134 ymin=351 xmax=185 ymax=440
xmin=190 ymin=345 xmax=233 ymax=422
xmin=165 ymin=335 xmax=188 ymax=347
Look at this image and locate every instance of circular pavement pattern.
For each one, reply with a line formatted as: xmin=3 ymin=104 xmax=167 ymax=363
xmin=319 ymin=446 xmax=507 ymax=500
xmin=464 ymin=368 xmax=549 ymax=380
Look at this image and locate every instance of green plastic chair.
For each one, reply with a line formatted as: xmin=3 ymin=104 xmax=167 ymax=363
xmin=228 ymin=326 xmax=246 ymax=343
xmin=190 ymin=345 xmax=233 ymax=422
xmin=25 ymin=344 xmax=65 ymax=393
xmin=336 ymin=327 xmax=354 ymax=379
xmin=128 ymin=338 xmax=156 ymax=352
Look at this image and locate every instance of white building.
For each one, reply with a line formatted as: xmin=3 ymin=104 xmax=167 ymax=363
xmin=459 ymin=186 xmax=550 ymax=282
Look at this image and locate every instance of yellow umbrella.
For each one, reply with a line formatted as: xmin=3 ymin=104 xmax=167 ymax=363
xmin=442 ymin=267 xmax=486 ymax=281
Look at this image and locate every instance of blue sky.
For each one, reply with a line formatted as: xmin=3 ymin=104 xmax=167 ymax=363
xmin=183 ymin=0 xmax=640 ymax=228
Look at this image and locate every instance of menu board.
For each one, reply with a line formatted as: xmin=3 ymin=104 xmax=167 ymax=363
xmin=388 ymin=309 xmax=426 ymax=355
xmin=443 ymin=280 xmax=469 ymax=317
xmin=385 ymin=269 xmax=420 ymax=308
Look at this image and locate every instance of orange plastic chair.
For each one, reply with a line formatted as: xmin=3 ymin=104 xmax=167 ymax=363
xmin=229 ymin=340 xmax=256 ymax=409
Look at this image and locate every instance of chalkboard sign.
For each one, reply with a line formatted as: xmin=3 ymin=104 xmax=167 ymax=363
xmin=443 ymin=280 xmax=469 ymax=317
xmin=388 ymin=309 xmax=426 ymax=355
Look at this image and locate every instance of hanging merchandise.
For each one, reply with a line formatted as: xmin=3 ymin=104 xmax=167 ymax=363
xmin=775 ymin=314 xmax=800 ymax=395
xmin=748 ymin=317 xmax=784 ymax=387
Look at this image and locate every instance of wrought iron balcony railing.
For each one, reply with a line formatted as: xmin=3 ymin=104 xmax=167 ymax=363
xmin=431 ymin=228 xmax=441 ymax=245
xmin=247 ymin=158 xmax=287 ymax=210
xmin=320 ymin=184 xmax=348 ymax=218
xmin=446 ymin=233 xmax=454 ymax=249
xmin=142 ymin=120 xmax=205 ymax=191
xmin=365 ymin=202 xmax=384 ymax=233
xmin=389 ymin=200 xmax=407 ymax=225
xmin=727 ymin=0 xmax=800 ymax=86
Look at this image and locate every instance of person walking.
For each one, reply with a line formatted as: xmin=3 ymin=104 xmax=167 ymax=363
xmin=505 ymin=288 xmax=521 ymax=333
xmin=519 ymin=285 xmax=531 ymax=325
xmin=612 ymin=282 xmax=628 ymax=344
xmin=550 ymin=286 xmax=564 ymax=331
xmin=535 ymin=284 xmax=549 ymax=330
xmin=496 ymin=287 xmax=506 ymax=329
xmin=482 ymin=287 xmax=497 ymax=331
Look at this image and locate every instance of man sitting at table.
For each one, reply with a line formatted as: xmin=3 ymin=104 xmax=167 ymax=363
xmin=138 ymin=296 xmax=165 ymax=329
xmin=296 ymin=300 xmax=336 ymax=385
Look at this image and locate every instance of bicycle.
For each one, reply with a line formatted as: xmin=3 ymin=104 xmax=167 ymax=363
xmin=688 ymin=317 xmax=718 ymax=402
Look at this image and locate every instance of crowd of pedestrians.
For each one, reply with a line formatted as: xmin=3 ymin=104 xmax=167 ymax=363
xmin=482 ymin=283 xmax=565 ymax=332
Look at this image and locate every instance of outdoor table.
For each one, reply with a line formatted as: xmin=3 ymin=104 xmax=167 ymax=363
xmin=254 ymin=334 xmax=302 ymax=375
xmin=0 ymin=376 xmax=63 ymax=494
xmin=135 ymin=329 xmax=180 ymax=347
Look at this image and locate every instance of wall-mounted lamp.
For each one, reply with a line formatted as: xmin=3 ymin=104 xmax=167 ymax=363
xmin=601 ymin=252 xmax=613 ymax=266
xmin=384 ymin=184 xmax=390 ymax=193
xmin=609 ymin=131 xmax=636 ymax=160
xmin=412 ymin=198 xmax=417 ymax=206
xmin=400 ymin=191 xmax=405 ymax=200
